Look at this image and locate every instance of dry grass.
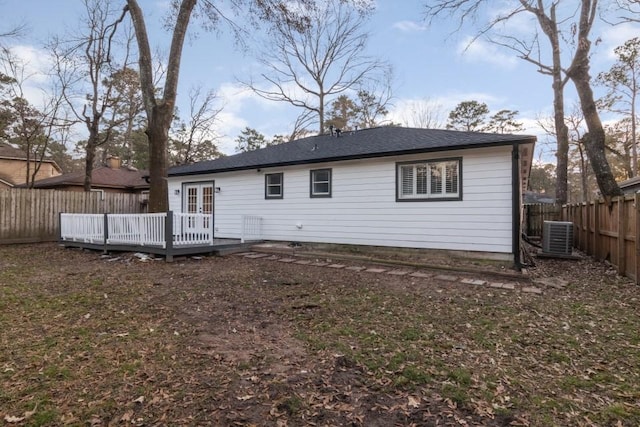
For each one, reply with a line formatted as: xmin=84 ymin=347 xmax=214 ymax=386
xmin=1 ymin=243 xmax=639 ymax=426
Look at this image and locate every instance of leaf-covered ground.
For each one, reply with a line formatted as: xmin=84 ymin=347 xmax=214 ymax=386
xmin=1 ymin=243 xmax=639 ymax=426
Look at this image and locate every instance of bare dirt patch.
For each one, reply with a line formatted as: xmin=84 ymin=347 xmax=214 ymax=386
xmin=1 ymin=243 xmax=639 ymax=426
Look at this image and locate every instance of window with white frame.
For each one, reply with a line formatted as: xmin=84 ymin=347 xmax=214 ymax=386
xmin=310 ymin=168 xmax=332 ymax=198
xmin=397 ymin=158 xmax=461 ymax=201
xmin=265 ymin=173 xmax=283 ymax=199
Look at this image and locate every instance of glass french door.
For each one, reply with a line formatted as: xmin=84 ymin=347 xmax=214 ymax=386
xmin=183 ymin=182 xmax=214 ymax=233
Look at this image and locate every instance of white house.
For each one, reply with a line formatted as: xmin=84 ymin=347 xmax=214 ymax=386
xmin=167 ymin=127 xmax=535 ymax=265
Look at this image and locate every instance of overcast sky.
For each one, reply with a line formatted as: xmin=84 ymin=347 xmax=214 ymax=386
xmin=2 ymin=0 xmax=639 ymax=160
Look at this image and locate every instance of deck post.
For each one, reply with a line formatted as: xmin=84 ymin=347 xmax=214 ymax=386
xmin=58 ymin=212 xmax=62 ymax=243
xmin=165 ymin=211 xmax=174 ymax=262
xmin=103 ymin=213 xmax=109 ymax=254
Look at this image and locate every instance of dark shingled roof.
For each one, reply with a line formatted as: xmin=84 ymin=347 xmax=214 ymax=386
xmin=26 ymin=166 xmax=149 ymax=190
xmin=169 ymin=126 xmax=536 ymax=177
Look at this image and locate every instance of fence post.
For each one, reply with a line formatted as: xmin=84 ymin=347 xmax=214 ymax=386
xmin=618 ymin=198 xmax=626 ymax=276
xmin=635 ymin=194 xmax=640 ymax=285
xmin=593 ymin=200 xmax=600 ymax=260
xmin=58 ymin=212 xmax=62 ymax=243
xmin=103 ymin=213 xmax=109 ymax=254
xmin=165 ymin=211 xmax=174 ymax=262
xmin=586 ymin=201 xmax=592 ymax=255
xmin=241 ymin=215 xmax=246 ymax=244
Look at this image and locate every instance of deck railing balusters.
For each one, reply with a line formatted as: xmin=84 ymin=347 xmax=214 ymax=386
xmin=60 ymin=212 xmax=258 ymax=261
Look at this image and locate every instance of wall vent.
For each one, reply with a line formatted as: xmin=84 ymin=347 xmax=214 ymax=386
xmin=542 ymin=221 xmax=573 ymax=256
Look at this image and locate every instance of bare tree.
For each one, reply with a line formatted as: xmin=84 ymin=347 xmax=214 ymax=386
xmin=170 ymin=84 xmax=223 ymax=164
xmin=0 ymin=10 xmax=26 ymax=46
xmin=51 ymin=0 xmax=131 ymax=191
xmin=610 ymin=0 xmax=640 ymax=23
xmin=0 ymin=47 xmax=70 ymax=187
xmin=399 ymin=98 xmax=446 ymax=129
xmin=565 ymin=109 xmax=590 ymax=202
xmin=288 ymin=110 xmax=315 ymax=141
xmin=424 ymin=0 xmax=622 ymax=202
xmin=242 ymin=0 xmax=389 ymax=134
xmin=353 ymin=68 xmax=394 ymax=128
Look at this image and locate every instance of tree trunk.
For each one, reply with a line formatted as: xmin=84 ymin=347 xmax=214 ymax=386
xmin=146 ymin=103 xmax=172 ymax=212
xmin=565 ymin=0 xmax=622 ymax=199
xmin=84 ymin=142 xmax=96 ymax=192
xmin=127 ymin=0 xmax=196 ymax=212
xmin=570 ymin=63 xmax=623 ymax=199
xmin=547 ymin=6 xmax=569 ymax=205
xmin=552 ymin=70 xmax=569 ymax=205
xmin=632 ymin=88 xmax=637 ymax=176
xmin=524 ymin=1 xmax=569 ymax=205
xmin=579 ymin=146 xmax=588 ymax=202
xmin=318 ymin=92 xmax=325 ymax=135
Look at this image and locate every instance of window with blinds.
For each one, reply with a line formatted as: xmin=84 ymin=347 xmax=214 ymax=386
xmin=397 ymin=158 xmax=461 ymax=201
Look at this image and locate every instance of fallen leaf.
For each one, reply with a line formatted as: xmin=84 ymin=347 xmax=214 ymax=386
xmin=407 ymin=395 xmax=420 ymax=408
xmin=237 ymin=395 xmax=254 ymax=401
xmin=4 ymin=415 xmax=25 ymax=423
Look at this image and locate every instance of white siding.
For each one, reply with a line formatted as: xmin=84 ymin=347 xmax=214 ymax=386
xmin=168 ymin=146 xmax=514 ymax=254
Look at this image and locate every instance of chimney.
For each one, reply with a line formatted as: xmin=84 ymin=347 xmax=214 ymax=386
xmin=106 ymin=156 xmax=121 ymax=169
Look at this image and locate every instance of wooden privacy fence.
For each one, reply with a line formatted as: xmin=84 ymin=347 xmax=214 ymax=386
xmin=0 ymin=189 xmax=146 ymax=244
xmin=563 ymin=195 xmax=640 ymax=284
xmin=524 ymin=203 xmax=562 ymax=237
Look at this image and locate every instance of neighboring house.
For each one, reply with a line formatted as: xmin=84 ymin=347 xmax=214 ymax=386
xmin=167 ymin=127 xmax=536 ymax=264
xmin=618 ymin=176 xmax=640 ymax=194
xmin=0 ymin=142 xmax=62 ymax=189
xmin=26 ymin=156 xmax=150 ymax=195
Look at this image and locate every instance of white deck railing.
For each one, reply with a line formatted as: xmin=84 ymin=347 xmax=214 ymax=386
xmin=107 ymin=213 xmax=167 ymax=247
xmin=60 ymin=212 xmax=263 ymax=249
xmin=60 ymin=213 xmax=104 ymax=244
xmin=173 ymin=213 xmax=215 ymax=246
xmin=60 ymin=212 xmax=217 ymax=248
xmin=241 ymin=215 xmax=263 ymax=243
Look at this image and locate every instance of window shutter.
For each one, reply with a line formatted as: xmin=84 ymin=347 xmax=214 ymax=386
xmin=430 ymin=164 xmax=442 ymax=195
xmin=416 ymin=164 xmax=428 ymax=195
xmin=445 ymin=161 xmax=458 ymax=194
xmin=401 ymin=165 xmax=413 ymax=196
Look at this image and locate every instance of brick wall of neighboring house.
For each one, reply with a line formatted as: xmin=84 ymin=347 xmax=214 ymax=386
xmin=0 ymin=158 xmax=61 ymax=186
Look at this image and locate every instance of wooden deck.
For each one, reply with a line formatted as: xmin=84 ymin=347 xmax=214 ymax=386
xmin=59 ymin=212 xmax=261 ymax=261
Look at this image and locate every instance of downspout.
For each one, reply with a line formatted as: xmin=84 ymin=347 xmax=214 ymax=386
xmin=511 ymin=144 xmax=522 ymax=269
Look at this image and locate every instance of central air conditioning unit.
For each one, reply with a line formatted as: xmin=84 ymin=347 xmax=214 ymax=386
xmin=542 ymin=221 xmax=573 ymax=256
